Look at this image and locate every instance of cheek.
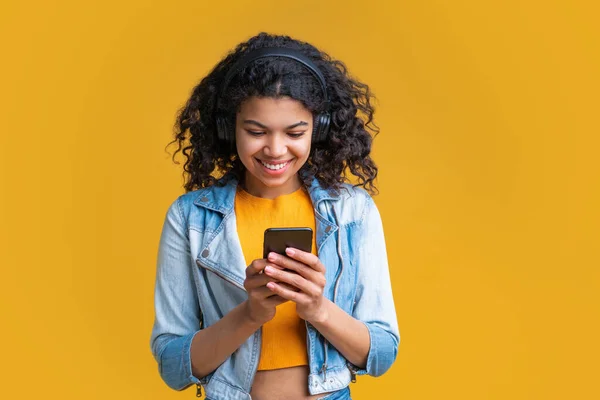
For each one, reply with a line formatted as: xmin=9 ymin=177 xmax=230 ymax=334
xmin=294 ymin=138 xmax=312 ymax=160
xmin=236 ymin=139 xmax=260 ymax=160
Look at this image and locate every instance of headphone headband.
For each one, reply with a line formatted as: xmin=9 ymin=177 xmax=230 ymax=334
xmin=217 ymin=47 xmax=330 ymax=111
xmin=214 ymin=47 xmax=331 ymax=144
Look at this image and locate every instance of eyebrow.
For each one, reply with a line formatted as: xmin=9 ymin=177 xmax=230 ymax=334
xmin=243 ymin=119 xmax=309 ymax=130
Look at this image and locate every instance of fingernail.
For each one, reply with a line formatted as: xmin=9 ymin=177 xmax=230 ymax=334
xmin=265 ymin=266 xmax=273 ymax=274
xmin=268 ymin=252 xmax=276 ymax=261
xmin=285 ymin=248 xmax=295 ymax=256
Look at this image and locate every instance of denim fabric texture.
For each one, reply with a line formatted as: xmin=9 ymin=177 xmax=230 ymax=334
xmin=150 ymin=178 xmax=399 ymax=400
xmin=318 ymin=386 xmax=352 ymax=399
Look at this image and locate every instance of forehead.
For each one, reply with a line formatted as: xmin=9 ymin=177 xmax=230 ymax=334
xmin=238 ymin=96 xmax=312 ymax=121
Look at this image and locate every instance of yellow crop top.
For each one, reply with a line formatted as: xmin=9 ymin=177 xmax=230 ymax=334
xmin=234 ymin=186 xmax=317 ymax=370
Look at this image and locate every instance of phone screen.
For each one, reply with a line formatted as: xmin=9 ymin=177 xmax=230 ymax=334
xmin=263 ymin=227 xmax=313 ymax=258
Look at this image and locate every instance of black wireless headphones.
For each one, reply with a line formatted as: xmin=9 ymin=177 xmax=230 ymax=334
xmin=214 ymin=47 xmax=331 ymax=145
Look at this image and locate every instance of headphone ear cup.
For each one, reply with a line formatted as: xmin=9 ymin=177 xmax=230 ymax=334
xmin=313 ymin=112 xmax=330 ymax=143
xmin=312 ymin=115 xmax=320 ymax=143
xmin=216 ymin=113 xmax=232 ymax=143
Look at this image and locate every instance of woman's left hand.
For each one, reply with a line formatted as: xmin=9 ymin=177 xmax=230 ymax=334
xmin=263 ymin=248 xmax=328 ymax=323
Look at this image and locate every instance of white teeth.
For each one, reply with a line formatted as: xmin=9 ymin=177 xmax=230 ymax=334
xmin=259 ymin=160 xmax=288 ymax=170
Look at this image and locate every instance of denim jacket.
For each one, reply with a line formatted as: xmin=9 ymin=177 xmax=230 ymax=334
xmin=150 ymin=178 xmax=400 ymax=400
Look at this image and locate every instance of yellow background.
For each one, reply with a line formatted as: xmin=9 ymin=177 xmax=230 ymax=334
xmin=1 ymin=0 xmax=598 ymax=399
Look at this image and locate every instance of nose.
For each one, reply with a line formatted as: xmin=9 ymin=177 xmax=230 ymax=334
xmin=264 ymin=132 xmax=287 ymax=158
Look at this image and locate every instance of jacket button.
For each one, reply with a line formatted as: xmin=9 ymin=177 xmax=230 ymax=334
xmin=200 ymin=196 xmax=209 ymax=202
xmin=201 ymin=249 xmax=209 ymax=257
xmin=325 ymin=226 xmax=332 ymax=233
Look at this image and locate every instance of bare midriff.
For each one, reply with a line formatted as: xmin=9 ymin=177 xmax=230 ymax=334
xmin=250 ymin=366 xmax=334 ymax=400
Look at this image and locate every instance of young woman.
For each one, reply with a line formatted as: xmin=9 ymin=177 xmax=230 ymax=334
xmin=150 ymin=32 xmax=399 ymax=400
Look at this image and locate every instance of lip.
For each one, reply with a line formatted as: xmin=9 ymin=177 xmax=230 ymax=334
xmin=255 ymin=157 xmax=293 ymax=175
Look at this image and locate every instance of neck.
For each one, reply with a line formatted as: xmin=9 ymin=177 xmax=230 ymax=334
xmin=242 ymin=172 xmax=302 ymax=199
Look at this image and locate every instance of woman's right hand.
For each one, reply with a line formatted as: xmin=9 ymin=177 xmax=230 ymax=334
xmin=243 ymin=259 xmax=290 ymax=325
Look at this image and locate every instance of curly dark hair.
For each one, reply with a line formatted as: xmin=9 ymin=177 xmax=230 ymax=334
xmin=167 ymin=32 xmax=380 ymax=195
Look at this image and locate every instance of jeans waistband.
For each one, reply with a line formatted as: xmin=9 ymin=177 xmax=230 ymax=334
xmin=317 ymin=385 xmax=351 ymax=400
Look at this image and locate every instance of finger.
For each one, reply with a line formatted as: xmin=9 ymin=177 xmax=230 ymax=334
xmin=250 ymin=286 xmax=284 ymax=299
xmin=245 ymin=282 xmax=300 ymax=299
xmin=266 ymin=253 xmax=325 ymax=286
xmin=246 ymin=259 xmax=268 ymax=277
xmin=257 ymin=261 xmax=285 ymax=275
xmin=282 ymin=248 xmax=326 ymax=274
xmin=267 ymin=282 xmax=307 ymax=303
xmin=277 ymin=282 xmax=301 ymax=292
xmin=264 ymin=265 xmax=321 ymax=296
xmin=244 ymin=273 xmax=280 ymax=291
xmin=266 ymin=252 xmax=305 ymax=272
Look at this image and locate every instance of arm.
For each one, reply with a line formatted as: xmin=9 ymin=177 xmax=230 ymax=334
xmin=150 ymin=198 xmax=286 ymax=389
xmin=189 ymin=301 xmax=262 ymax=378
xmin=262 ymin=196 xmax=400 ymax=377
xmin=150 ymin=198 xmax=203 ymax=390
xmin=309 ymin=298 xmax=370 ymax=368
xmin=264 ymin=254 xmax=371 ymax=368
xmin=191 ymin=260 xmax=294 ymax=377
xmin=150 ymin=200 xmax=261 ymax=389
xmin=347 ymin=196 xmax=400 ymax=377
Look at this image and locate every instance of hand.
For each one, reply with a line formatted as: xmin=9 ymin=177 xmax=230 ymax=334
xmin=263 ymin=248 xmax=328 ymax=323
xmin=243 ymin=258 xmax=296 ymax=325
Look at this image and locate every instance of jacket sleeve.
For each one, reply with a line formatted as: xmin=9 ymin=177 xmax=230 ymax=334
xmin=350 ymin=196 xmax=400 ymax=377
xmin=149 ymin=197 xmax=204 ymax=390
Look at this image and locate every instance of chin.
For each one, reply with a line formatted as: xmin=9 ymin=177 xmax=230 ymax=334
xmin=260 ymin=176 xmax=289 ymax=187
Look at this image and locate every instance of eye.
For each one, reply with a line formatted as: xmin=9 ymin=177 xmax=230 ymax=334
xmin=287 ymin=131 xmax=307 ymax=138
xmin=246 ymin=130 xmax=266 ymax=136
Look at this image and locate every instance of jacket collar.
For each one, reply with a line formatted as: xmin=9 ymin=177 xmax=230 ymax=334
xmin=192 ymin=177 xmax=342 ymax=214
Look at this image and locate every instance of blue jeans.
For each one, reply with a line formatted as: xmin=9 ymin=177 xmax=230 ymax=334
xmin=317 ymin=386 xmax=352 ymax=400
xmin=205 ymin=386 xmax=351 ymax=400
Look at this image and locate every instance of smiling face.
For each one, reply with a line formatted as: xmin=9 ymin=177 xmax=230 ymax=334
xmin=235 ymin=96 xmax=313 ymax=199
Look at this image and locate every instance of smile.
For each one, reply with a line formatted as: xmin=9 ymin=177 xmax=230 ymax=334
xmin=257 ymin=159 xmax=291 ymax=170
xmin=255 ymin=158 xmax=293 ymax=175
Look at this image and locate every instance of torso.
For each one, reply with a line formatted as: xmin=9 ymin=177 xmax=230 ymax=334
xmin=237 ymin=187 xmax=328 ymax=400
xmin=250 ymin=366 xmax=333 ymax=400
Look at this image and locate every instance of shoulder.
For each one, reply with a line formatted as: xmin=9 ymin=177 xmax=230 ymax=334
xmin=176 ymin=188 xmax=209 ymax=207
xmin=337 ymin=183 xmax=373 ymax=202
xmin=169 ymin=189 xmax=204 ymax=211
xmin=334 ymin=183 xmax=375 ymax=223
xmin=165 ymin=188 xmax=213 ymax=226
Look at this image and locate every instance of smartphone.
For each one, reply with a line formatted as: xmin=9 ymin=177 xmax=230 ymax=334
xmin=263 ymin=227 xmax=313 ymax=259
